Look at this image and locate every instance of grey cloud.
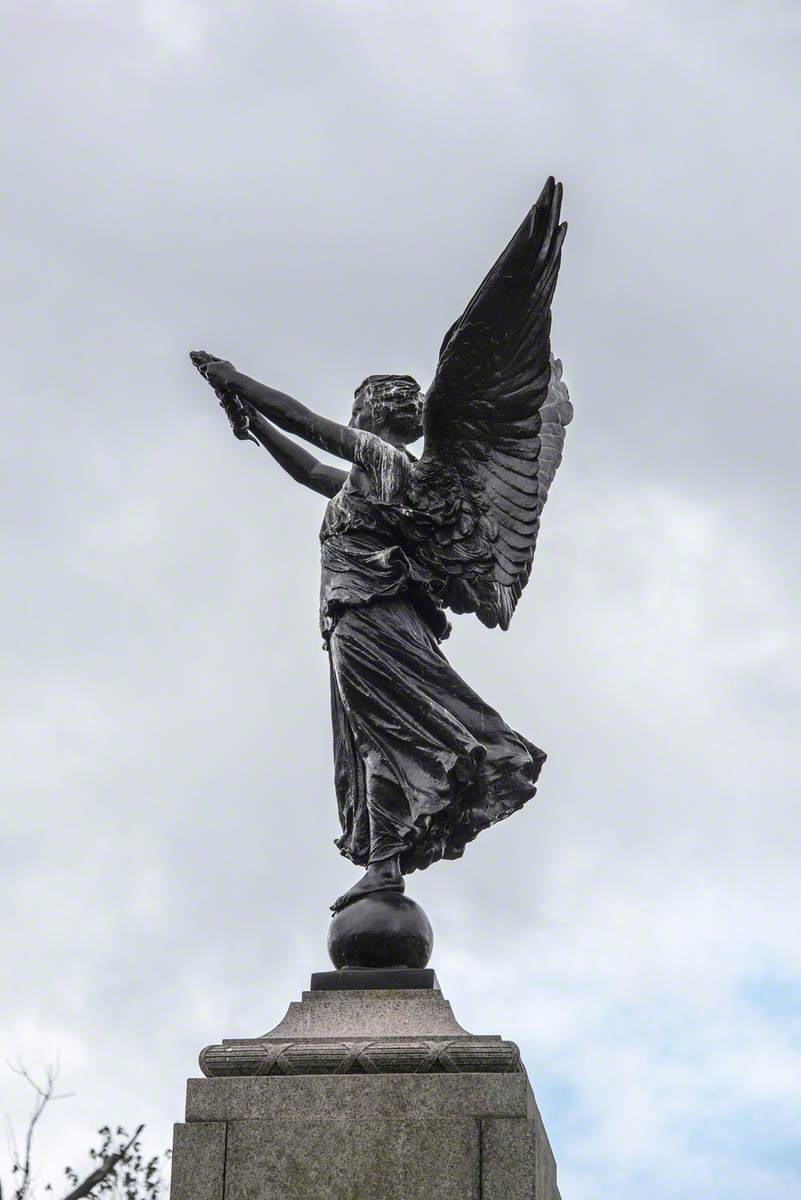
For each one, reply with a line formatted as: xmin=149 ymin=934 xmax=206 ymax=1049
xmin=2 ymin=3 xmax=800 ymax=1198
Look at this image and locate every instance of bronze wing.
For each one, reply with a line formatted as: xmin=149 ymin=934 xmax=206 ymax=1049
xmin=411 ymin=177 xmax=571 ymax=630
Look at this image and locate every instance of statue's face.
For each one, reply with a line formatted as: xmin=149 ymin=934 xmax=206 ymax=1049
xmin=350 ymin=377 xmax=424 ymax=445
xmin=350 ymin=400 xmax=422 ymax=444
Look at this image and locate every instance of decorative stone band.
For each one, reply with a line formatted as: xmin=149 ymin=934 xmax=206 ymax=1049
xmin=199 ymin=1035 xmax=521 ymax=1077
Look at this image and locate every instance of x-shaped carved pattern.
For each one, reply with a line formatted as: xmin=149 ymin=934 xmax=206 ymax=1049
xmin=249 ymin=1038 xmax=519 ymax=1076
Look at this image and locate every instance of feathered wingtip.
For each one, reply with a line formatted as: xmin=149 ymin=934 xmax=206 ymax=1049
xmin=536 ymin=175 xmax=558 ymax=208
xmin=529 ymin=176 xmax=567 ymax=237
xmin=547 ymin=354 xmax=573 ymax=427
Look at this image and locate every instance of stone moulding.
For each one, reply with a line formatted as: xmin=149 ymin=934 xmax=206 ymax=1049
xmin=198 ymin=984 xmax=524 ymax=1078
xmin=199 ymin=1034 xmax=521 ymax=1077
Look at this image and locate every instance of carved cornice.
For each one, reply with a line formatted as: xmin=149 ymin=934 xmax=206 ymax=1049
xmin=200 ymin=1035 xmax=521 ymax=1077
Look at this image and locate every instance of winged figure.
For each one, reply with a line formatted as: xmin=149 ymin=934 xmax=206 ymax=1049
xmin=191 ymin=177 xmax=571 ymax=912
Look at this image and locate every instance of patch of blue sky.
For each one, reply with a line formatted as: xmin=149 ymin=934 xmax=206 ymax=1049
xmin=515 ymin=1042 xmax=590 ymax=1145
xmin=685 ymin=1099 xmax=801 ymax=1182
xmin=740 ymin=966 xmax=801 ymax=1036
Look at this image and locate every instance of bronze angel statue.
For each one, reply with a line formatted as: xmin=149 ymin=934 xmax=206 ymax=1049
xmin=191 ymin=177 xmax=571 ymax=914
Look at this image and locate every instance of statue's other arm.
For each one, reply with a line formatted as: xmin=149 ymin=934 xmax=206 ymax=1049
xmin=247 ymin=409 xmax=347 ymax=498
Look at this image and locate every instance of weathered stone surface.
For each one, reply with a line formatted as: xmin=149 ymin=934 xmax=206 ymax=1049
xmin=481 ymin=1116 xmax=559 ymax=1199
xmin=258 ymin=986 xmax=471 ymax=1039
xmin=224 ymin=1117 xmax=480 ymax=1199
xmin=173 ymin=985 xmax=560 ymax=1198
xmin=200 ymin=984 xmax=521 ymax=1077
xmin=186 ymin=1070 xmax=533 ymax=1123
xmin=201 ymin=1032 xmax=519 ymax=1077
xmin=170 ymin=1121 xmax=225 ymax=1200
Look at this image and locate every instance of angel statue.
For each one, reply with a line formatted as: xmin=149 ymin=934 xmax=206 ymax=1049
xmin=191 ymin=177 xmax=571 ymax=916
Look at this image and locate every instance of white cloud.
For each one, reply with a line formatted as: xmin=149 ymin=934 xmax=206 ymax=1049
xmin=138 ymin=0 xmax=213 ymax=53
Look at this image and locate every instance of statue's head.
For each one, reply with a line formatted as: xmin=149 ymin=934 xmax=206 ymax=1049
xmin=350 ymin=374 xmax=424 ymax=445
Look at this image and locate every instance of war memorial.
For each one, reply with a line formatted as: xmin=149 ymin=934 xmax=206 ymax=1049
xmin=171 ymin=177 xmax=570 ymax=1198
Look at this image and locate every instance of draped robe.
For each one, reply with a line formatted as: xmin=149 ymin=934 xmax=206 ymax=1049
xmin=320 ymin=431 xmax=545 ymax=873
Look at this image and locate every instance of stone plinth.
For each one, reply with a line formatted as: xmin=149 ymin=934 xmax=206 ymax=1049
xmin=171 ymin=978 xmax=561 ymax=1199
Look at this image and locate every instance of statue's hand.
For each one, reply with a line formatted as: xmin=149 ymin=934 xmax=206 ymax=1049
xmin=189 ymin=350 xmax=237 ymax=392
xmin=223 ymin=397 xmax=256 ymax=442
xmin=189 ymin=350 xmax=257 ymax=444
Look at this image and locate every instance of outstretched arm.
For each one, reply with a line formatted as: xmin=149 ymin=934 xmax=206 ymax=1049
xmin=191 ymin=352 xmax=363 ymax=463
xmin=247 ymin=408 xmax=347 ymax=498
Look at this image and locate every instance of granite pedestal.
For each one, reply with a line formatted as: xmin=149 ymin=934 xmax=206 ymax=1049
xmin=171 ymin=974 xmax=561 ymax=1199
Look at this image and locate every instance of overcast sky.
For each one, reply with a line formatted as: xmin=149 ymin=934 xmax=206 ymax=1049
xmin=2 ymin=2 xmax=800 ymax=1197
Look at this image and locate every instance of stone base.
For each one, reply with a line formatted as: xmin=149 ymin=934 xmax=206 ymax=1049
xmin=172 ymin=980 xmax=561 ymax=1199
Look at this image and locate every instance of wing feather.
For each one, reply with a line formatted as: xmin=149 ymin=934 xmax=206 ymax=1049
xmin=415 ymin=178 xmax=571 ymax=628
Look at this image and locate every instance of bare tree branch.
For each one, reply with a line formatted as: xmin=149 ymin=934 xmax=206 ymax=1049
xmin=5 ymin=1062 xmax=71 ymax=1200
xmin=59 ymin=1124 xmax=144 ymax=1200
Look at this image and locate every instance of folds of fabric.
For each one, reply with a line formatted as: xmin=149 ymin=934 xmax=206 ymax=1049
xmin=329 ymin=597 xmax=545 ymax=874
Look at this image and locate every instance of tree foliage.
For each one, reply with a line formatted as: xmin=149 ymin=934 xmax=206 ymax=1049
xmin=1 ymin=1065 xmax=168 ymax=1200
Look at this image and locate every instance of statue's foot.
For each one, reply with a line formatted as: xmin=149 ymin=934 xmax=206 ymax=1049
xmin=331 ymin=858 xmax=405 ymax=914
